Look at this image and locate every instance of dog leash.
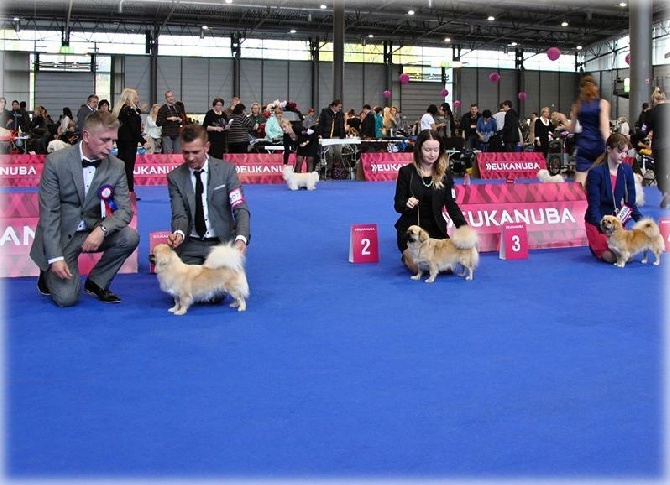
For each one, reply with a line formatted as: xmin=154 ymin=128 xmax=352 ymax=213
xmin=410 ymin=171 xmax=420 ymax=225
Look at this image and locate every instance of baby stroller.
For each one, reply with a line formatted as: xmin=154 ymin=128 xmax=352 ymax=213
xmin=547 ymin=130 xmax=576 ymax=176
xmin=447 ymin=149 xmax=476 ymax=176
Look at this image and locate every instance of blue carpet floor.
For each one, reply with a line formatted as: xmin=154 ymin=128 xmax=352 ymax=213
xmin=4 ymin=180 xmax=668 ymax=484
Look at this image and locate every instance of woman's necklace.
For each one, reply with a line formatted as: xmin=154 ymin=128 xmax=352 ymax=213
xmin=421 ymin=176 xmax=433 ymax=188
xmin=418 ymin=164 xmax=434 ymax=187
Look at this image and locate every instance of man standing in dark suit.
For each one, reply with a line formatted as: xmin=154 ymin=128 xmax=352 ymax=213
xmin=76 ymin=94 xmax=99 ymax=137
xmin=166 ymin=124 xmax=250 ymax=264
xmin=30 ymin=110 xmax=140 ymax=306
xmin=317 ymin=99 xmax=345 ymax=180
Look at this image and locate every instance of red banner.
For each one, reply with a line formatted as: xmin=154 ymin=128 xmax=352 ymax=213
xmin=477 ymin=152 xmax=546 ymax=180
xmin=447 ymin=182 xmax=588 ymax=252
xmin=360 ymin=152 xmax=413 ymax=181
xmin=0 ymin=192 xmax=138 ymax=277
xmin=0 ymin=153 xmax=290 ymax=187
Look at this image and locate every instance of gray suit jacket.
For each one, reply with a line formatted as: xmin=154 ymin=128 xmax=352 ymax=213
xmin=167 ymin=157 xmax=251 ymax=244
xmin=30 ymin=143 xmax=134 ymax=270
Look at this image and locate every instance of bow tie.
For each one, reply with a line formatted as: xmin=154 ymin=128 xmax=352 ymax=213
xmin=82 ymin=159 xmax=101 ymax=168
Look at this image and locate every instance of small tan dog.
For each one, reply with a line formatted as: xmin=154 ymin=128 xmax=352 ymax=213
xmin=406 ymin=224 xmax=479 ymax=283
xmin=282 ymin=165 xmax=319 ymax=191
xmin=599 ymin=215 xmax=664 ymax=268
xmin=150 ymin=243 xmax=249 ymax=315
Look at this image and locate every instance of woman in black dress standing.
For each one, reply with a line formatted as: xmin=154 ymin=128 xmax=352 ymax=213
xmin=203 ymin=98 xmax=228 ymax=159
xmin=112 ymin=88 xmax=146 ymax=194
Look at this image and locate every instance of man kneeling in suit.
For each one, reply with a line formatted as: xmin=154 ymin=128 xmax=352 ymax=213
xmin=31 ymin=110 xmax=140 ymax=305
xmin=165 ymin=124 xmax=251 ymax=263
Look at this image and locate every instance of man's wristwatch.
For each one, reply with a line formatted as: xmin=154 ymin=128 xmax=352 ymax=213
xmin=99 ymin=225 xmax=109 ymax=237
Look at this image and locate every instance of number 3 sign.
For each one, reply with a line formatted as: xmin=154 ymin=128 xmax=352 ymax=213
xmin=499 ymin=223 xmax=529 ymax=260
xmin=349 ymin=224 xmax=380 ymax=263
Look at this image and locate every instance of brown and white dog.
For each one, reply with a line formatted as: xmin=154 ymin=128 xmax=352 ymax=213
xmin=406 ymin=224 xmax=479 ymax=283
xmin=600 ymin=215 xmax=664 ymax=268
xmin=149 ymin=243 xmax=249 ymax=315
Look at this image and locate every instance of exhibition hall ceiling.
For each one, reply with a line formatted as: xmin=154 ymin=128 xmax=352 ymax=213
xmin=4 ymin=0 xmax=668 ymax=53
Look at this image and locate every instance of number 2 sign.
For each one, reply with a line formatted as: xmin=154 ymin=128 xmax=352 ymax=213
xmin=499 ymin=223 xmax=529 ymax=260
xmin=349 ymin=224 xmax=380 ymax=263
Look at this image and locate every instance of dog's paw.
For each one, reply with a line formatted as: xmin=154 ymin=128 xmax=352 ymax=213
xmin=653 ymin=260 xmax=661 ymax=266
xmin=168 ymin=306 xmax=178 ymax=313
xmin=174 ymin=308 xmax=187 ymax=315
xmin=410 ymin=275 xmax=420 ymax=280
xmin=425 ymin=278 xmax=435 ymax=283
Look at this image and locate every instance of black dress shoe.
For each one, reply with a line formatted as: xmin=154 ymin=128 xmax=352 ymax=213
xmin=84 ymin=279 xmax=121 ymax=303
xmin=37 ymin=271 xmax=50 ymax=296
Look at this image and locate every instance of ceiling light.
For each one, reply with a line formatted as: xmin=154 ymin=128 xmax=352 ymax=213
xmin=510 ymin=41 xmax=517 ymax=46
xmin=201 ymin=25 xmax=209 ymax=30
xmin=561 ymin=21 xmax=569 ymax=27
xmin=368 ymin=34 xmax=374 ymax=38
xmin=408 ymin=10 xmax=415 ymax=15
xmin=320 ymin=4 xmax=327 ymax=9
xmin=289 ymin=29 xmax=296 ymax=34
xmin=619 ymin=2 xmax=627 ymax=6
xmin=224 ymin=0 xmax=232 ymax=3
xmin=444 ymin=37 xmax=451 ymax=42
xmin=576 ymin=45 xmax=583 ymax=50
xmin=487 ymin=15 xmax=495 ymax=21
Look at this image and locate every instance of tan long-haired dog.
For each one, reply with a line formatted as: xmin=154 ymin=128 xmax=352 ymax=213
xmin=406 ymin=224 xmax=479 ymax=283
xmin=599 ymin=215 xmax=664 ymax=268
xmin=150 ymin=243 xmax=249 ymax=315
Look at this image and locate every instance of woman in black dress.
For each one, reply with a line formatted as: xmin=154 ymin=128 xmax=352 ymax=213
xmin=203 ymin=98 xmax=228 ymax=159
xmin=394 ymin=129 xmax=468 ymax=273
xmin=112 ymin=88 xmax=146 ymax=193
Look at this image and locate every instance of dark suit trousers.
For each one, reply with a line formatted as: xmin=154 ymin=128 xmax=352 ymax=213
xmin=117 ymin=140 xmax=138 ymax=191
xmin=45 ymin=226 xmax=139 ymax=307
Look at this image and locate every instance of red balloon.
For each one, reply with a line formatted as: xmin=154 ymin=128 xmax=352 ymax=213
xmin=453 ymin=100 xmax=461 ymax=108
xmin=382 ymin=90 xmax=392 ymax=99
xmin=625 ymin=53 xmax=630 ymax=65
xmin=489 ymin=72 xmax=500 ymax=83
xmin=517 ymin=92 xmax=527 ymax=101
xmin=440 ymin=88 xmax=449 ymax=97
xmin=398 ymin=73 xmax=410 ymax=85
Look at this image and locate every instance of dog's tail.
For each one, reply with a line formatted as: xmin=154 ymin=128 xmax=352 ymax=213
xmin=450 ymin=225 xmax=479 ymax=250
xmin=204 ymin=243 xmax=246 ymax=272
xmin=632 ymin=218 xmax=661 ymax=238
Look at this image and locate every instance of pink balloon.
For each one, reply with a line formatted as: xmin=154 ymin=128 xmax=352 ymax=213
xmin=517 ymin=91 xmax=527 ymax=101
xmin=625 ymin=53 xmax=630 ymax=65
xmin=382 ymin=89 xmax=392 ymax=99
xmin=440 ymin=88 xmax=449 ymax=97
xmin=398 ymin=73 xmax=410 ymax=85
xmin=547 ymin=46 xmax=561 ymax=61
xmin=453 ymin=100 xmax=461 ymax=108
xmin=489 ymin=72 xmax=500 ymax=83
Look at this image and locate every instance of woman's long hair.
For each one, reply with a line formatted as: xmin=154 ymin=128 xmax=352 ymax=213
xmin=591 ymin=133 xmax=629 ymax=167
xmin=579 ymin=75 xmax=600 ymax=101
xmin=112 ymin=88 xmax=138 ymax=117
xmin=413 ymin=129 xmax=448 ymax=189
